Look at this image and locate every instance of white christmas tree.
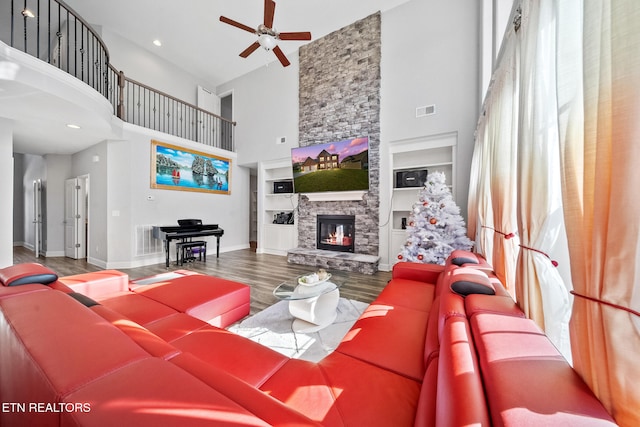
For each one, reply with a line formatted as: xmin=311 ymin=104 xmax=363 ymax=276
xmin=397 ymin=171 xmax=474 ymax=265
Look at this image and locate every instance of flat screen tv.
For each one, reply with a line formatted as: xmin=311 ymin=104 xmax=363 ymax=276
xmin=291 ymin=137 xmax=369 ymax=193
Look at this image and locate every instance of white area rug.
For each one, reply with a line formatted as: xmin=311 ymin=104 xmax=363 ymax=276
xmin=228 ymin=298 xmax=368 ymax=362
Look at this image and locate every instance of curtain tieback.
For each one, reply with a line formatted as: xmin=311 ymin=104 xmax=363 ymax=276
xmin=519 ymin=244 xmax=559 ymax=267
xmin=482 ymin=225 xmax=516 ymax=239
xmin=571 ymin=291 xmax=640 ymax=318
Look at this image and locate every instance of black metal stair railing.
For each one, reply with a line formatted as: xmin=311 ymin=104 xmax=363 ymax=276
xmin=1 ymin=0 xmax=235 ymax=151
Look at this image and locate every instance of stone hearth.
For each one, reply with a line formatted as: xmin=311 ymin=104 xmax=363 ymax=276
xmin=287 ymin=248 xmax=380 ymax=275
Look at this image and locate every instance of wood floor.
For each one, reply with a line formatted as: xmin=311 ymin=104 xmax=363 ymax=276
xmin=13 ymin=247 xmax=391 ymax=314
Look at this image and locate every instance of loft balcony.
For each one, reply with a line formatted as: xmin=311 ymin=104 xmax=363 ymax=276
xmin=0 ymin=0 xmax=235 ymax=151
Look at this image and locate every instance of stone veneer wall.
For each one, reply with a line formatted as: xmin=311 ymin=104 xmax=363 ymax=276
xmin=297 ymin=12 xmax=381 ymax=256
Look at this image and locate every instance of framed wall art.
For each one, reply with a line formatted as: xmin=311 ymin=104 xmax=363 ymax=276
xmin=151 ymin=140 xmax=231 ymax=195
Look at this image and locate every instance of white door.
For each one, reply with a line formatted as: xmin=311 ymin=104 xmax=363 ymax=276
xmin=197 ymin=85 xmax=221 ymax=145
xmin=64 ymin=177 xmax=87 ymax=259
xmin=33 ymin=179 xmax=42 ymax=257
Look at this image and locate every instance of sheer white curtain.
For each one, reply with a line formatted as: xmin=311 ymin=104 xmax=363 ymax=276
xmin=514 ymin=0 xmax=572 ymax=361
xmin=470 ymin=28 xmax=520 ymax=287
xmin=556 ymin=0 xmax=640 ymax=424
xmin=469 ymin=114 xmax=494 ymax=264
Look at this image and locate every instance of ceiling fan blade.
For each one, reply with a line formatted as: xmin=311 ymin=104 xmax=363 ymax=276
xmin=240 ymin=42 xmax=261 ymax=58
xmin=278 ymin=32 xmax=312 ymax=41
xmin=264 ymin=0 xmax=276 ymax=28
xmin=220 ymin=16 xmax=256 ymax=34
xmin=272 ymin=46 xmax=290 ymax=67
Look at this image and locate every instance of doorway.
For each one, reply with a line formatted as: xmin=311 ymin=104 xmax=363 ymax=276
xmin=221 ymin=92 xmax=233 ymax=151
xmin=32 ymin=179 xmax=43 ymax=258
xmin=64 ymin=175 xmax=89 ymax=259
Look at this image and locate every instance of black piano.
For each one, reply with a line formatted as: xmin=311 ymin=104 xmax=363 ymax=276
xmin=153 ymin=219 xmax=224 ymax=268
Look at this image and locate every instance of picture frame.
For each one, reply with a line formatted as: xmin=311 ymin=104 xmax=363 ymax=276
xmin=150 ymin=140 xmax=231 ymax=195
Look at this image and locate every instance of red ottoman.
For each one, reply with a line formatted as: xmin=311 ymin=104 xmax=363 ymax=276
xmin=133 ymin=275 xmax=250 ymax=327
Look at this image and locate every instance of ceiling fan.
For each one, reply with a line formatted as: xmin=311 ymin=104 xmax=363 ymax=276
xmin=220 ymin=0 xmax=312 ymax=67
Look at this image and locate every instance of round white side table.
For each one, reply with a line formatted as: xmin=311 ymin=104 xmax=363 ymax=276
xmin=273 ymin=274 xmax=341 ymax=333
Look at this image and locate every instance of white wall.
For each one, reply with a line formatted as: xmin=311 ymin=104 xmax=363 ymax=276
xmin=101 ymin=28 xmax=218 ymax=105
xmin=216 ymin=53 xmax=300 ymax=167
xmin=44 ymin=154 xmax=72 ymax=256
xmin=378 ymin=0 xmax=479 ymax=267
xmin=20 ymin=154 xmax=46 ymax=251
xmin=68 ymin=125 xmax=250 ymax=269
xmin=72 ymin=142 xmax=109 ymax=265
xmin=0 ymin=118 xmax=13 ymax=268
xmin=380 ymin=0 xmax=479 ymax=196
xmin=12 ymin=154 xmax=25 ymax=245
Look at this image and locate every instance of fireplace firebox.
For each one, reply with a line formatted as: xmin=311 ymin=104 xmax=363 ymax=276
xmin=316 ymin=215 xmax=355 ymax=253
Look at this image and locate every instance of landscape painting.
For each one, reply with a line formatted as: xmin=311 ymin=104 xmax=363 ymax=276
xmin=291 ymin=137 xmax=369 ymax=193
xmin=151 ymin=140 xmax=231 ymax=195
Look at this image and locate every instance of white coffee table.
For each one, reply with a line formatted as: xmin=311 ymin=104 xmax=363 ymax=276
xmin=273 ymin=274 xmax=341 ymax=332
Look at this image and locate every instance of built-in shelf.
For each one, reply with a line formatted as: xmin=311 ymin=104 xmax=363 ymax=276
xmin=386 ymin=132 xmax=458 ymax=267
xmin=257 ymin=158 xmax=299 ymax=256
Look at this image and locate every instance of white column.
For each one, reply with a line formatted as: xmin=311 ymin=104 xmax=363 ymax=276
xmin=0 ymin=118 xmax=14 ymax=268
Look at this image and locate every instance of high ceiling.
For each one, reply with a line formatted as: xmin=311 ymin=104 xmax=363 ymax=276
xmin=3 ymin=0 xmax=412 ymax=155
xmin=63 ymin=0 xmax=412 ymax=87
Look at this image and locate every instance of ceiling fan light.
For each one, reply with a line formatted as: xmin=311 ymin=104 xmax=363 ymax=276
xmin=258 ymin=34 xmax=277 ymax=51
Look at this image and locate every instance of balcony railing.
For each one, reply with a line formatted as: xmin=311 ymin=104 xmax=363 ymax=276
xmin=1 ymin=0 xmax=235 ymax=151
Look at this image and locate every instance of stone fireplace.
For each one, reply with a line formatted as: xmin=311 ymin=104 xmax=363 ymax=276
xmin=287 ymin=12 xmax=381 ymax=274
xmin=316 ymin=215 xmax=355 ymax=253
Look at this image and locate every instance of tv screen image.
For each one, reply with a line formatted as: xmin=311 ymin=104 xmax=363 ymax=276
xmin=291 ymin=137 xmax=369 ymax=193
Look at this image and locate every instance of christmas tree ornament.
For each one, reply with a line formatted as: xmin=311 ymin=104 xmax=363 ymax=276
xmin=430 ymin=218 xmax=437 ymax=225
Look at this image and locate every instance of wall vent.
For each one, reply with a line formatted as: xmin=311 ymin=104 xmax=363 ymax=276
xmin=135 ymin=225 xmax=163 ymax=256
xmin=416 ymin=104 xmax=436 ymax=117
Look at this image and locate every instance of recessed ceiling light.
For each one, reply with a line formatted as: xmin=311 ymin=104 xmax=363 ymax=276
xmin=153 ymin=39 xmax=162 ymax=47
xmin=66 ymin=124 xmax=81 ymax=129
xmin=22 ymin=9 xmax=35 ymax=18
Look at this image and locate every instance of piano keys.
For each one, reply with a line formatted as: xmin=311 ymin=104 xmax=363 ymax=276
xmin=153 ymin=219 xmax=224 ymax=267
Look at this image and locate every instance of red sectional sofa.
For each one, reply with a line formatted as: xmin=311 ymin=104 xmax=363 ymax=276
xmin=0 ymin=252 xmax=618 ymax=426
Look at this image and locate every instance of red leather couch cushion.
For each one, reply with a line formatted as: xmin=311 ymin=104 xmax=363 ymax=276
xmin=391 ymin=261 xmax=444 ymax=284
xmin=465 ymin=293 xmax=525 ymax=318
xmin=145 ymin=312 xmax=212 ymax=342
xmin=90 ymin=305 xmax=181 ymax=359
xmin=0 ymin=290 xmax=150 ymax=427
xmin=0 ymin=283 xmax=51 ymax=299
xmin=59 ymin=269 xmax=129 ymax=299
xmin=471 ymin=312 xmax=616 ymax=426
xmin=62 ymin=358 xmax=274 ymax=427
xmin=172 ymin=353 xmax=321 ymax=426
xmin=169 ymin=324 xmax=288 ymax=387
xmin=133 ymin=275 xmax=250 ymax=327
xmin=374 ymin=278 xmax=435 ymax=312
xmin=98 ymin=292 xmax=179 ymax=325
xmin=336 ymin=302 xmax=429 ymax=381
xmin=0 ymin=262 xmax=58 ymax=286
xmin=259 ymin=359 xmax=344 ymax=426
xmin=436 ymin=315 xmax=489 ymax=426
xmin=318 ymin=352 xmax=421 ymax=427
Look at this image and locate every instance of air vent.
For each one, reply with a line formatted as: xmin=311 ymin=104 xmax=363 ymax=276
xmin=135 ymin=225 xmax=163 ymax=256
xmin=416 ymin=105 xmax=436 ymax=118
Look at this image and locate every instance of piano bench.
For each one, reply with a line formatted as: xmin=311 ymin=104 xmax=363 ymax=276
xmin=177 ymin=241 xmax=207 ymax=266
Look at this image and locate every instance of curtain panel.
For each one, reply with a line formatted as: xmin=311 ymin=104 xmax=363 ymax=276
xmin=514 ymin=0 xmax=572 ymax=360
xmin=472 ymin=0 xmax=640 ymax=423
xmin=556 ymin=0 xmax=640 ymax=424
